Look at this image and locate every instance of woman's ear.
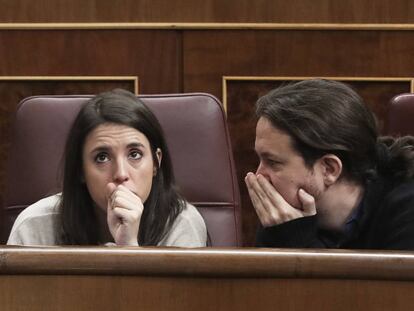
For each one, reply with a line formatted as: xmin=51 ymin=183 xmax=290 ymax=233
xmin=153 ymin=148 xmax=162 ymax=176
xmin=318 ymin=154 xmax=342 ymax=186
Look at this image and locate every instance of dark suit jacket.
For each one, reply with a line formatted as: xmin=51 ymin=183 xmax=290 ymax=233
xmin=256 ymin=176 xmax=414 ymax=250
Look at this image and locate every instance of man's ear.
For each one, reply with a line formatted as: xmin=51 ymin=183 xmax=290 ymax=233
xmin=153 ymin=148 xmax=162 ymax=176
xmin=317 ymin=154 xmax=342 ymax=186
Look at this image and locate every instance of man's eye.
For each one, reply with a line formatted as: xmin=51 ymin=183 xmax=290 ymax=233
xmin=129 ymin=150 xmax=142 ymax=160
xmin=95 ymin=153 xmax=109 ymax=163
xmin=267 ymin=159 xmax=280 ymax=167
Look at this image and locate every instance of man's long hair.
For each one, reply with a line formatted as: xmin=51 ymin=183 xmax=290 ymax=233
xmin=256 ymin=79 xmax=414 ymax=184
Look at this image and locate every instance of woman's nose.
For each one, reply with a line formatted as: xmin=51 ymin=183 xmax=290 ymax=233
xmin=113 ymin=158 xmax=129 ymax=184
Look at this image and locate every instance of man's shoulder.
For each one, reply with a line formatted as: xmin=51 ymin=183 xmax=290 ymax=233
xmin=384 ymin=179 xmax=414 ymax=200
xmin=368 ymin=178 xmax=414 ymax=218
xmin=366 ymin=177 xmax=414 ymax=199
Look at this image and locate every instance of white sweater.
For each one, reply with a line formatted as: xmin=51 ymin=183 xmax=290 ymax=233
xmin=7 ymin=194 xmax=207 ymax=247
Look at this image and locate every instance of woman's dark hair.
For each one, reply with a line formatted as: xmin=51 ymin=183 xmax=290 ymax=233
xmin=256 ymin=79 xmax=414 ymax=184
xmin=60 ymin=89 xmax=184 ymax=245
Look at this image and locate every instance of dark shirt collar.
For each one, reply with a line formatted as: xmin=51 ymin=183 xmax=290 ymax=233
xmin=317 ymin=200 xmax=366 ymax=248
xmin=343 ymin=199 xmax=365 ymax=237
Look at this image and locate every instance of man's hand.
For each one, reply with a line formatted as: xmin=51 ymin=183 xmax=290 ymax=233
xmin=245 ymin=172 xmax=316 ymax=227
xmin=106 ymin=183 xmax=143 ymax=246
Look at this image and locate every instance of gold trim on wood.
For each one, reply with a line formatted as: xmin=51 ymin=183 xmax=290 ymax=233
xmin=0 ymin=76 xmax=139 ymax=94
xmin=222 ymin=76 xmax=414 ymax=113
xmin=1 ymin=23 xmax=414 ymax=31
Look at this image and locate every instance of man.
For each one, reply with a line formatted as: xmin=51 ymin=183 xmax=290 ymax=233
xmin=245 ymin=79 xmax=414 ymax=249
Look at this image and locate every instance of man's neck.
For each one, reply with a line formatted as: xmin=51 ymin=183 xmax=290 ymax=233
xmin=316 ymin=180 xmax=365 ymax=232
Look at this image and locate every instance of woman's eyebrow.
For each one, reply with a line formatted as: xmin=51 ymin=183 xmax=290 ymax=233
xmin=127 ymin=142 xmax=145 ymax=149
xmin=89 ymin=142 xmax=146 ymax=154
xmin=90 ymin=145 xmax=110 ymax=153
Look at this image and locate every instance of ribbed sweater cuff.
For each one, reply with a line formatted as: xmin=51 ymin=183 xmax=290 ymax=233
xmin=256 ymin=215 xmax=318 ymax=248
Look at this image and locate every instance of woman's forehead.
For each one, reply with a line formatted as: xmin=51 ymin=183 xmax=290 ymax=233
xmin=84 ymin=123 xmax=150 ymax=150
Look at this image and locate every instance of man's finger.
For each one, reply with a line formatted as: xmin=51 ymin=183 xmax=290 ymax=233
xmin=245 ymin=174 xmax=269 ymax=221
xmin=246 ymin=173 xmax=271 ymax=206
xmin=246 ymin=173 xmax=283 ymax=226
xmin=256 ymin=174 xmax=285 ymax=208
xmin=298 ymin=188 xmax=317 ymax=216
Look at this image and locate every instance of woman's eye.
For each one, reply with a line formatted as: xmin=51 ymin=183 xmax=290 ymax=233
xmin=95 ymin=153 xmax=109 ymax=163
xmin=129 ymin=150 xmax=142 ymax=160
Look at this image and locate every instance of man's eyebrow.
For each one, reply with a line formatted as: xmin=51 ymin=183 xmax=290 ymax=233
xmin=256 ymin=151 xmax=279 ymax=158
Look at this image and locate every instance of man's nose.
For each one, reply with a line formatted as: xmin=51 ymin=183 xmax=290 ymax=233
xmin=255 ymin=162 xmax=269 ymax=179
xmin=113 ymin=158 xmax=129 ymax=184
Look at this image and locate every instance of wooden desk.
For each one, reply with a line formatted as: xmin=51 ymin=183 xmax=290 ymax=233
xmin=1 ymin=247 xmax=414 ymax=310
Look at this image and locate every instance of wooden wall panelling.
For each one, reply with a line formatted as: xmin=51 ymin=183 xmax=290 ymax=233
xmin=0 ymin=0 xmax=414 ymax=23
xmin=0 ymin=29 xmax=181 ymax=94
xmin=182 ymin=30 xmax=414 ymax=99
xmin=224 ymin=77 xmax=412 ymax=246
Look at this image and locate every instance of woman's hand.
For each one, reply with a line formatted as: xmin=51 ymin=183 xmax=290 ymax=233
xmin=245 ymin=172 xmax=316 ymax=227
xmin=106 ymin=183 xmax=143 ymax=246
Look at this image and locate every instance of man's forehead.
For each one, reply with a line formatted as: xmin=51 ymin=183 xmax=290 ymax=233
xmin=254 ymin=136 xmax=283 ymax=158
xmin=255 ymin=120 xmax=298 ymax=158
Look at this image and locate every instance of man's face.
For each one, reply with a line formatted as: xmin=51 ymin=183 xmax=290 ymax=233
xmin=254 ymin=117 xmax=324 ymax=209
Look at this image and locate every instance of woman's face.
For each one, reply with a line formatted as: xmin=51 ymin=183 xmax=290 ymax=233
xmin=82 ymin=123 xmax=161 ymax=212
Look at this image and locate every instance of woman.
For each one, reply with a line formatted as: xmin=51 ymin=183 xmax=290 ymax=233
xmin=8 ymin=89 xmax=207 ymax=247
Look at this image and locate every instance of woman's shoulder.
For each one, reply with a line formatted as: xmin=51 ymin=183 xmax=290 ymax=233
xmin=16 ymin=194 xmax=61 ymax=220
xmin=177 ymin=202 xmax=206 ymax=226
xmin=159 ymin=201 xmax=207 ymax=247
xmin=7 ymin=194 xmax=62 ymax=245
